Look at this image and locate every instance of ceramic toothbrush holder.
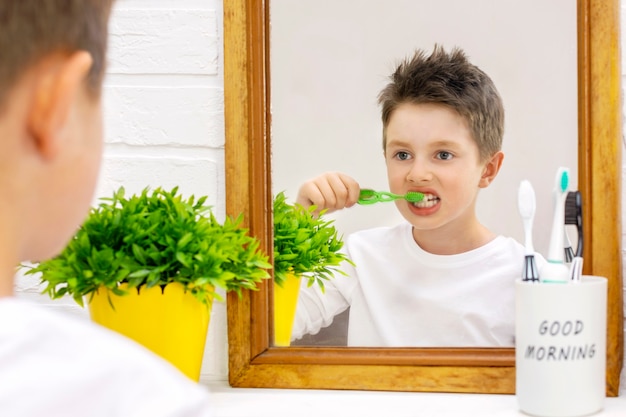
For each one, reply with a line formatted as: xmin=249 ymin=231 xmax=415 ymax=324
xmin=515 ymin=275 xmax=607 ymax=417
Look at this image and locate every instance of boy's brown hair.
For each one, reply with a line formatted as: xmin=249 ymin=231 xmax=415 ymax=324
xmin=0 ymin=0 xmax=114 ymax=107
xmin=378 ymin=45 xmax=504 ymax=162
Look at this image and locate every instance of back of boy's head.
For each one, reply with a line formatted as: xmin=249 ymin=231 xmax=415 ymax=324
xmin=378 ymin=44 xmax=504 ymax=162
xmin=0 ymin=1 xmax=114 ymax=109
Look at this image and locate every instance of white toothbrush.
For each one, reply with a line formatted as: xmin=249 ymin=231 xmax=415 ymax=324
xmin=540 ymin=167 xmax=571 ymax=283
xmin=518 ymin=180 xmax=539 ymax=282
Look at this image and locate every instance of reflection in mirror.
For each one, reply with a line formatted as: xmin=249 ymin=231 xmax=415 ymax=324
xmin=224 ymin=0 xmax=623 ymax=395
xmin=271 ymin=0 xmax=577 ymax=347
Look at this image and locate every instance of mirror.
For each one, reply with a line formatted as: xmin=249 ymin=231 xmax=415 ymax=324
xmin=270 ymin=0 xmax=577 ymax=348
xmin=224 ymin=0 xmax=623 ymax=394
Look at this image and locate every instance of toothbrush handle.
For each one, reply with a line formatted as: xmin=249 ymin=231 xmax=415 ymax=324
xmin=358 ymin=190 xmax=403 ymax=205
xmin=372 ymin=191 xmax=403 ymax=202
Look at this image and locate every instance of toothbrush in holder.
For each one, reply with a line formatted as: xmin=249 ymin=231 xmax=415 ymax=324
xmin=518 ymin=180 xmax=540 ymax=282
xmin=539 ymin=167 xmax=571 ymax=283
xmin=565 ymin=190 xmax=583 ymax=282
xmin=358 ymin=189 xmax=424 ymax=205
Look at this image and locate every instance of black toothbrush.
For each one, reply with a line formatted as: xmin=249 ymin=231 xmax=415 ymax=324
xmin=564 ymin=191 xmax=583 ymax=281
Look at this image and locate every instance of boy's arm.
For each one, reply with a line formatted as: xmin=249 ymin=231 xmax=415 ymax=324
xmin=291 ymin=273 xmax=352 ymax=342
xmin=296 ymin=172 xmax=360 ymax=215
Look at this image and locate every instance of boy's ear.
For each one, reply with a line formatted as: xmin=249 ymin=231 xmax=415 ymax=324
xmin=27 ymin=51 xmax=93 ymax=159
xmin=478 ymin=151 xmax=504 ymax=188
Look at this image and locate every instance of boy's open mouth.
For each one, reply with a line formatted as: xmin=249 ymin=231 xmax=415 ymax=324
xmin=411 ymin=193 xmax=439 ymax=208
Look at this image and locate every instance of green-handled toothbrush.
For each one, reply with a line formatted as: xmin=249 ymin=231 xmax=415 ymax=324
xmin=358 ymin=189 xmax=424 ymax=205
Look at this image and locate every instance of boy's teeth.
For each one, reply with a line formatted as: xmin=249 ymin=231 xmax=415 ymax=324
xmin=413 ymin=200 xmax=438 ymax=208
xmin=412 ymin=193 xmax=439 ymax=208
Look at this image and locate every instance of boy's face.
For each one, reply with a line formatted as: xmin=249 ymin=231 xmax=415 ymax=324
xmin=384 ymin=102 xmax=501 ymax=239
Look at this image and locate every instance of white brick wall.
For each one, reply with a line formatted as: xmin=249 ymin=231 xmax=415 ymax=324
xmin=100 ymin=0 xmax=228 ymax=383
xmin=103 ymin=0 xmax=228 ymax=383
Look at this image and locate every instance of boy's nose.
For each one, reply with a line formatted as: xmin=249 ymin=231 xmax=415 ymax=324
xmin=406 ymin=161 xmax=433 ymax=183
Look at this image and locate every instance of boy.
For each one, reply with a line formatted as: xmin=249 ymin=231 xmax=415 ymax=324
xmin=0 ymin=2 xmax=212 ymax=415
xmin=293 ymin=45 xmax=542 ymax=347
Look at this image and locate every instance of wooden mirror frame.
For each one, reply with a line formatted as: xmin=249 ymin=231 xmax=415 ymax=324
xmin=224 ymin=0 xmax=623 ymax=395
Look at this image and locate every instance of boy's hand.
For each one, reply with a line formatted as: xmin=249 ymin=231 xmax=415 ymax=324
xmin=296 ymin=172 xmax=360 ymax=215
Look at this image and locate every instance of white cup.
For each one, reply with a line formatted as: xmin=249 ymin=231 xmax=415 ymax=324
xmin=515 ymin=275 xmax=607 ymax=417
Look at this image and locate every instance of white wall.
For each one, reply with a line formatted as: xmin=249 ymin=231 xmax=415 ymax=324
xmin=12 ymin=0 xmax=626 ymax=387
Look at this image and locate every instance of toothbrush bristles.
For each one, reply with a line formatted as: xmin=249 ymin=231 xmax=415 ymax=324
xmin=405 ymin=191 xmax=424 ymax=203
xmin=564 ymin=246 xmax=574 ymax=263
xmin=564 ymin=192 xmax=580 ymax=225
xmin=522 ymin=254 xmax=540 ymax=282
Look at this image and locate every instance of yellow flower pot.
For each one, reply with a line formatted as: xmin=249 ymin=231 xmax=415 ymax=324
xmin=88 ymin=282 xmax=211 ymax=381
xmin=273 ymin=273 xmax=301 ymax=346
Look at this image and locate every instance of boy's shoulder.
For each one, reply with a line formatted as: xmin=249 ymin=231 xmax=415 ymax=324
xmin=0 ymin=297 xmax=212 ymax=416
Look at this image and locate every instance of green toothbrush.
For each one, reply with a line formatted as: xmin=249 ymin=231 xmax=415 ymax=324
xmin=358 ymin=189 xmax=425 ymax=205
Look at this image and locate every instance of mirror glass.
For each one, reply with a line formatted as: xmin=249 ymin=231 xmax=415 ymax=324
xmin=270 ymin=0 xmax=577 ymax=347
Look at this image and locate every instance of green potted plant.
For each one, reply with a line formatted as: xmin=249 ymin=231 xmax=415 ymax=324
xmin=23 ymin=186 xmax=271 ymax=381
xmin=272 ymin=191 xmax=354 ymax=346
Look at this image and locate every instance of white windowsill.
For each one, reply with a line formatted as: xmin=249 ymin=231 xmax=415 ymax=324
xmin=203 ymin=381 xmax=626 ymax=417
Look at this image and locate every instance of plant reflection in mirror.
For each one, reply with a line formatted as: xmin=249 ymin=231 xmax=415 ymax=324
xmin=273 ymin=191 xmax=354 ymax=291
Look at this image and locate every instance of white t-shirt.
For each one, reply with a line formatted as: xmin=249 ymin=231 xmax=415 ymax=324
xmin=293 ymin=222 xmax=544 ymax=347
xmin=0 ymin=297 xmax=213 ymax=417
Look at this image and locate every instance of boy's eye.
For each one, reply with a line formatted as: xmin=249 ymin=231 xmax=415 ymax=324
xmin=395 ymin=151 xmax=411 ymax=161
xmin=436 ymin=151 xmax=453 ymax=160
